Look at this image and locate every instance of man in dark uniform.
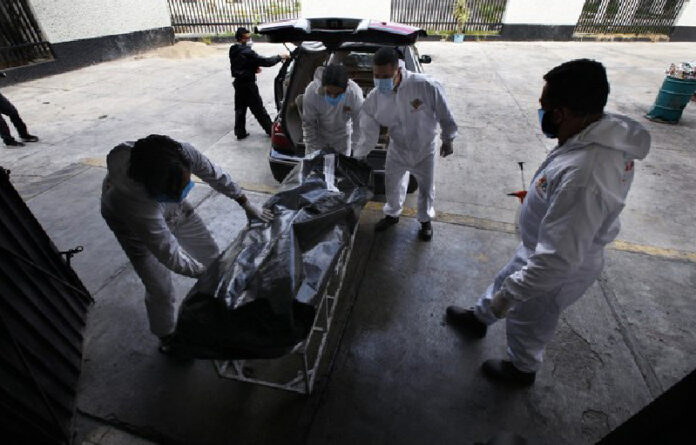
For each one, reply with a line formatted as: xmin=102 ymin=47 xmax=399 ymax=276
xmin=229 ymin=27 xmax=289 ymax=140
xmin=0 ymin=71 xmax=39 ymax=148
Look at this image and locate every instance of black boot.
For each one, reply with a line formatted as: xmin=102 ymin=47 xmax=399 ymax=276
xmin=236 ymin=132 xmax=250 ymax=141
xmin=445 ymin=305 xmax=487 ymax=338
xmin=482 ymin=359 xmax=536 ymax=387
xmin=4 ymin=139 xmax=24 ymax=147
xmin=20 ymin=134 xmax=39 ymax=142
xmin=375 ymin=215 xmax=399 ymax=232
xmin=418 ymin=221 xmax=433 ymax=241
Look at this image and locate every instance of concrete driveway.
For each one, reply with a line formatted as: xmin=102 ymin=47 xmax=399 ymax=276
xmin=1 ymin=41 xmax=694 ymax=445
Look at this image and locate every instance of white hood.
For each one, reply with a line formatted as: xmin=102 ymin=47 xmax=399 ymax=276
xmin=575 ymin=113 xmax=650 ymax=161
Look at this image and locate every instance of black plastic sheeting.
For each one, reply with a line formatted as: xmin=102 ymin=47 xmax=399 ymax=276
xmin=170 ymin=154 xmax=373 ymax=359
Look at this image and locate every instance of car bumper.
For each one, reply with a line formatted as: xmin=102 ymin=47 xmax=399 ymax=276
xmin=269 ymin=148 xmax=303 ymax=166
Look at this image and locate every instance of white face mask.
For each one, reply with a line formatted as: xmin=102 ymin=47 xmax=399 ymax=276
xmin=246 ymin=39 xmax=253 ymax=47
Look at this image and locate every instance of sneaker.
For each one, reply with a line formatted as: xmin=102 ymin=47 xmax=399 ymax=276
xmin=445 ymin=305 xmax=487 ymax=338
xmin=481 ymin=359 xmax=536 ymax=387
xmin=374 ymin=215 xmax=399 ymax=232
xmin=4 ymin=139 xmax=24 ymax=147
xmin=236 ymin=132 xmax=250 ymax=141
xmin=418 ymin=221 xmax=433 ymax=241
xmin=20 ymin=134 xmax=39 ymax=142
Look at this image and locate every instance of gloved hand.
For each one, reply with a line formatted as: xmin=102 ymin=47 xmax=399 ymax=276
xmin=440 ymin=139 xmax=454 ymax=158
xmin=242 ymin=202 xmax=274 ymax=223
xmin=491 ymin=289 xmax=512 ymax=319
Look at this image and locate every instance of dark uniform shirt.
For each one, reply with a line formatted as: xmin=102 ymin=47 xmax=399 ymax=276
xmin=229 ymin=44 xmax=282 ymax=83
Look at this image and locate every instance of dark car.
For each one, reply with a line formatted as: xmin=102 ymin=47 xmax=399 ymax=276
xmin=255 ymin=18 xmax=432 ymax=193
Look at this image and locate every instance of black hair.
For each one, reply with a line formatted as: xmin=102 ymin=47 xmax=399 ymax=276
xmin=373 ymin=47 xmax=399 ymax=68
xmin=543 ymin=59 xmax=609 ymax=115
xmin=322 ymin=65 xmax=348 ymax=89
xmin=235 ymin=27 xmax=251 ymax=41
xmin=128 ymin=134 xmax=190 ymax=198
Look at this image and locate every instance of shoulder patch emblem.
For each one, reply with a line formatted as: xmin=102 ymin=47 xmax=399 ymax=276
xmin=536 ymin=175 xmax=547 ymax=194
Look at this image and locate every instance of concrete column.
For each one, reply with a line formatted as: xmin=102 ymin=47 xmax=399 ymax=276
xmin=28 ymin=0 xmax=171 ymax=43
xmin=500 ymin=0 xmax=585 ymax=40
xmin=672 ymin=0 xmax=696 ymax=40
xmin=301 ymin=0 xmax=391 ymax=22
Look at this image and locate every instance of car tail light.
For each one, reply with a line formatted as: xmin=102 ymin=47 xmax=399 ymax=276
xmin=271 ymin=121 xmax=292 ymax=152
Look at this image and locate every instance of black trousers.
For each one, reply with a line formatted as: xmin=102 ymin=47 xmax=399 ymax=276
xmin=0 ymin=92 xmax=28 ymax=143
xmin=233 ymin=80 xmax=272 ymax=137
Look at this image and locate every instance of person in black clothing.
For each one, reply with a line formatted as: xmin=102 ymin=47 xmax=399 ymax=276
xmin=0 ymin=72 xmax=39 ymax=148
xmin=229 ymin=27 xmax=289 ymax=140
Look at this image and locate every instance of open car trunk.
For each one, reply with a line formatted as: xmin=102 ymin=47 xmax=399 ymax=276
xmin=256 ymin=18 xmax=426 ymax=48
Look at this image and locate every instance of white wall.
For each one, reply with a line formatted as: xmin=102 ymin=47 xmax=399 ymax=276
xmin=301 ymin=0 xmax=391 ymax=22
xmin=502 ymin=0 xmax=585 ymax=25
xmin=29 ymin=0 xmax=171 ymax=43
xmin=676 ymin=0 xmax=696 ymax=26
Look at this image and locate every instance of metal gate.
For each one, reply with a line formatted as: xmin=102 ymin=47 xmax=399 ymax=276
xmin=0 ymin=0 xmax=53 ymax=69
xmin=167 ymin=0 xmax=301 ymax=35
xmin=390 ymin=0 xmax=508 ymax=34
xmin=574 ymin=0 xmax=687 ymax=35
xmin=0 ymin=167 xmax=92 ymax=443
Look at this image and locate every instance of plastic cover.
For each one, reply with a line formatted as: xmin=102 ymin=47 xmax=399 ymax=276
xmin=170 ymin=153 xmax=373 ymax=359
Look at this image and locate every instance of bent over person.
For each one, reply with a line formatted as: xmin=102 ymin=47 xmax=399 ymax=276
xmin=301 ymin=65 xmax=363 ymax=156
xmin=446 ymin=59 xmax=651 ymax=386
xmin=101 ymin=135 xmax=272 ymax=352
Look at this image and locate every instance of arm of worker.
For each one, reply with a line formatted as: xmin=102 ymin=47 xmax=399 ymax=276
xmin=129 ymin=212 xmax=206 ymax=278
xmin=250 ymin=49 xmax=284 ymax=67
xmin=181 ymin=143 xmax=273 ymax=222
xmin=352 ymin=94 xmax=381 ymax=160
xmin=501 ymin=179 xmax=608 ymax=302
xmin=301 ymin=88 xmax=322 ymax=155
xmin=431 ymin=80 xmax=458 ymax=157
xmin=347 ymin=82 xmax=365 ymax=154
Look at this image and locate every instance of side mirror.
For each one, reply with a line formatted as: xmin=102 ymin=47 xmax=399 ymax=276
xmin=419 ymin=55 xmax=432 ymax=64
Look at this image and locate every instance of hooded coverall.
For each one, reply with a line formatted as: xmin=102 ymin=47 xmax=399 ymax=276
xmin=301 ymin=66 xmax=364 ymax=156
xmin=475 ymin=113 xmax=651 ymax=372
xmin=101 ymin=142 xmax=245 ymax=337
xmin=354 ymin=67 xmax=458 ymax=223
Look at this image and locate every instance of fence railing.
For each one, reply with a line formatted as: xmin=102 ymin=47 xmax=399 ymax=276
xmin=574 ymin=0 xmax=687 ymax=35
xmin=167 ymin=0 xmax=301 ymax=35
xmin=390 ymin=0 xmax=507 ymax=34
xmin=0 ymin=0 xmax=53 ymax=69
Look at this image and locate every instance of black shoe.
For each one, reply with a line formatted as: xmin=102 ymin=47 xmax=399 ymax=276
xmin=482 ymin=359 xmax=536 ymax=387
xmin=236 ymin=132 xmax=250 ymax=141
xmin=418 ymin=221 xmax=433 ymax=241
xmin=158 ymin=334 xmax=176 ymax=355
xmin=20 ymin=134 xmax=39 ymax=142
xmin=375 ymin=215 xmax=399 ymax=232
xmin=445 ymin=305 xmax=487 ymax=338
xmin=4 ymin=139 xmax=24 ymax=147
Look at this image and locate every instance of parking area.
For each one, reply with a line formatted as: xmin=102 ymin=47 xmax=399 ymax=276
xmin=1 ymin=41 xmax=694 ymax=444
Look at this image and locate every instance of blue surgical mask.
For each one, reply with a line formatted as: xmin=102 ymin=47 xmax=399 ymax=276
xmin=155 ymin=180 xmax=194 ymax=203
xmin=374 ymin=77 xmax=394 ymax=94
xmin=537 ymin=108 xmax=557 ymax=139
xmin=325 ymin=93 xmax=345 ymax=106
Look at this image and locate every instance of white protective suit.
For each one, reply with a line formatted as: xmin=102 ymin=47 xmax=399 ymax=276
xmin=101 ymin=142 xmax=244 ymax=337
xmin=475 ymin=113 xmax=651 ymax=372
xmin=354 ymin=67 xmax=458 ymax=222
xmin=301 ymin=66 xmax=364 ymax=156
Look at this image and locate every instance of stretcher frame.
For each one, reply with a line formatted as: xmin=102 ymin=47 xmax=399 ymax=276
xmin=213 ymin=225 xmax=358 ymax=395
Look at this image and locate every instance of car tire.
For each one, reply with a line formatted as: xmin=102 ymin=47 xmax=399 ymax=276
xmin=270 ymin=159 xmax=294 ymax=183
